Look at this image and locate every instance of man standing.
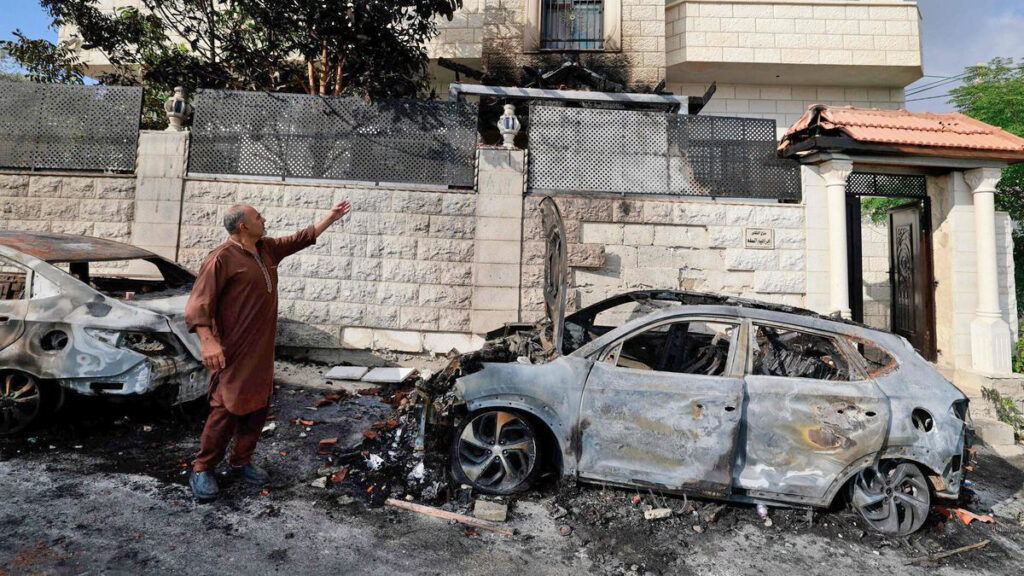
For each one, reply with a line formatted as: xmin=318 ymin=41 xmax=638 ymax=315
xmin=186 ymin=201 xmax=350 ymax=500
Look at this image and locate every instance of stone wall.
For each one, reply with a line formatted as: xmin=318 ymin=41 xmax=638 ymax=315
xmin=860 ymin=218 xmax=891 ymax=331
xmin=518 ymin=194 xmax=806 ymax=322
xmin=177 ymin=177 xmax=480 ymax=353
xmin=666 ymin=82 xmax=906 ymax=137
xmin=0 ymin=173 xmax=135 ymax=241
xmin=666 ymin=1 xmax=921 ymax=70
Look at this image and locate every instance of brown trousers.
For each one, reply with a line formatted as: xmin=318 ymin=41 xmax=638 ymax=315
xmin=193 ymin=397 xmax=268 ymax=473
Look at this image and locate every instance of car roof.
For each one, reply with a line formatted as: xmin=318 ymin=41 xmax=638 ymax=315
xmin=0 ymin=231 xmax=156 ymax=263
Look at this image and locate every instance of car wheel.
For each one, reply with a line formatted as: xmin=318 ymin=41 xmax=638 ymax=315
xmin=0 ymin=371 xmax=54 ymax=436
xmin=450 ymin=410 xmax=540 ymax=495
xmin=850 ymin=460 xmax=930 ymax=536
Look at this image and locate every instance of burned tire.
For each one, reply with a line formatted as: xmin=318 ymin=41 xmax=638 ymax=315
xmin=849 ymin=460 xmax=930 ymax=536
xmin=450 ymin=410 xmax=540 ymax=495
xmin=0 ymin=371 xmax=59 ymax=437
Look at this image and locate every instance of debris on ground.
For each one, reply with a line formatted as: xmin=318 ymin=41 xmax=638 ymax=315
xmin=935 ymin=507 xmax=996 ymax=526
xmin=756 ymin=503 xmax=773 ymax=527
xmin=991 ymin=490 xmax=1024 ymax=527
xmin=362 ymin=367 xmax=416 ymax=384
xmin=643 ymin=508 xmax=672 ymax=521
xmin=324 ymin=366 xmax=370 ymax=380
xmin=385 ymin=498 xmax=515 ymax=536
xmin=906 ymin=539 xmax=991 ymax=565
xmin=473 ymin=500 xmax=509 ymax=522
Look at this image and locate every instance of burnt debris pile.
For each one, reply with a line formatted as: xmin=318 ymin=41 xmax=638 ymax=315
xmin=334 ymin=330 xmax=550 ymax=506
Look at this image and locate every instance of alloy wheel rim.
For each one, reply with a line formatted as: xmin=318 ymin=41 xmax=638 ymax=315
xmin=852 ymin=461 xmax=930 ymax=535
xmin=457 ymin=411 xmax=536 ymax=492
xmin=0 ymin=372 xmax=41 ymax=435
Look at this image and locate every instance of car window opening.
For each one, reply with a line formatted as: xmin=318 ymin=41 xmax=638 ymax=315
xmin=54 ymin=258 xmax=194 ymax=300
xmin=752 ymin=324 xmax=853 ymax=381
xmin=0 ymin=258 xmax=28 ymax=300
xmin=615 ymin=320 xmax=735 ymax=376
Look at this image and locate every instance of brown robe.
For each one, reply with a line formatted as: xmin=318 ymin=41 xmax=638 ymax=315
xmin=185 ymin=226 xmax=316 ymax=415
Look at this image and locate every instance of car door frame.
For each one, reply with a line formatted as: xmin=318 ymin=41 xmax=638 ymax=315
xmin=735 ymin=317 xmax=891 ymax=505
xmin=575 ymin=313 xmax=748 ymax=497
xmin=0 ymin=255 xmax=33 ymax=352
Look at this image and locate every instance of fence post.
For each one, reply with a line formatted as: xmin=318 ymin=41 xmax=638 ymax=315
xmin=128 ymin=130 xmax=190 ymax=267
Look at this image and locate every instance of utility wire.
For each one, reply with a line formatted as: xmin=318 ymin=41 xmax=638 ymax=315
xmin=905 ymin=73 xmax=969 ymax=96
xmin=905 ymin=92 xmax=955 ymax=103
xmin=905 ymin=77 xmax=966 ymax=97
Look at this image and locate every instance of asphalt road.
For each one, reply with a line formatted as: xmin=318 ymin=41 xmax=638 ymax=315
xmin=2 ymin=366 xmax=1023 ymax=576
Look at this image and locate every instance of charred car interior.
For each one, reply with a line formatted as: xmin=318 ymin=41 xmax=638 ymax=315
xmin=0 ymin=231 xmax=207 ymax=436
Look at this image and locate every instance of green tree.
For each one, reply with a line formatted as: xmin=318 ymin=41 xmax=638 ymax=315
xmin=2 ymin=0 xmax=461 ymax=126
xmin=1 ymin=31 xmax=84 ymax=83
xmin=949 ymin=57 xmax=1024 ymax=322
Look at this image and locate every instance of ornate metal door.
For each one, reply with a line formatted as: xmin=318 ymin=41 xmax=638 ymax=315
xmin=888 ymin=202 xmax=936 ymax=360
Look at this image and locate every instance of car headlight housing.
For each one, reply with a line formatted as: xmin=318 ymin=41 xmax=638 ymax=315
xmin=85 ymin=328 xmax=172 ymax=356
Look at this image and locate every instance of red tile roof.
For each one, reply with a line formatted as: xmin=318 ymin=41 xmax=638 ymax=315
xmin=780 ymin=104 xmax=1024 ymax=161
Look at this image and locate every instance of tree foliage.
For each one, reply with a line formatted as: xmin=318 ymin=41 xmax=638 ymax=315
xmin=2 ymin=0 xmax=460 ymax=126
xmin=1 ymin=31 xmax=84 ymax=84
xmin=949 ymin=57 xmax=1024 ymax=321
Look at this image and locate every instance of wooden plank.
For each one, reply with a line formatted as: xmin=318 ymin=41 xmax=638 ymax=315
xmin=385 ymin=498 xmax=515 ymax=536
xmin=906 ymin=539 xmax=990 ymax=565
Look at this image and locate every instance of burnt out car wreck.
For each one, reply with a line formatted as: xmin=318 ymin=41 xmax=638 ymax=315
xmin=0 ymin=232 xmax=207 ymax=436
xmin=419 ymin=198 xmax=973 ymax=537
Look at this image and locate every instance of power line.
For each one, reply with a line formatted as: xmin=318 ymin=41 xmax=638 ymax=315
xmin=905 ymin=73 xmax=969 ymax=96
xmin=905 ymin=77 xmax=966 ymax=97
xmin=905 ymin=92 xmax=954 ymax=103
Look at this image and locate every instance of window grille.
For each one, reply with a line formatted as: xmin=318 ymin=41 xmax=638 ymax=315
xmin=541 ymin=0 xmax=604 ymax=50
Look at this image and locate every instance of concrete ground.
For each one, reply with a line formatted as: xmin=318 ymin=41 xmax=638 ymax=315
xmin=2 ymin=357 xmax=1023 ymax=576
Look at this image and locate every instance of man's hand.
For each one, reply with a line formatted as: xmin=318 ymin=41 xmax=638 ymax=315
xmin=196 ymin=326 xmax=226 ymax=371
xmin=315 ymin=201 xmax=352 ymax=237
xmin=328 ymin=201 xmax=351 ymax=222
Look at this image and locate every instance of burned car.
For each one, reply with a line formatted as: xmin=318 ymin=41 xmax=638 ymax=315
xmin=444 ymin=198 xmax=972 ymax=537
xmin=0 ymin=231 xmax=207 ymax=435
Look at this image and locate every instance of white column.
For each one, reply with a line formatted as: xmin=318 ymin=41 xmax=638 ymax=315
xmin=964 ymin=168 xmax=1013 ymax=374
xmin=820 ymin=158 xmax=854 ymax=319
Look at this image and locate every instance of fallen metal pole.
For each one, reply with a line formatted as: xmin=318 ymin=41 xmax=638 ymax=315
xmin=385 ymin=498 xmax=515 ymax=536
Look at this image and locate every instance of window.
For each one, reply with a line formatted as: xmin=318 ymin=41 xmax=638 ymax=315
xmin=751 ymin=325 xmax=854 ymax=381
xmin=0 ymin=257 xmax=28 ymax=301
xmin=847 ymin=339 xmax=897 ymax=377
xmin=541 ymin=0 xmax=604 ymax=50
xmin=609 ymin=320 xmax=736 ymax=376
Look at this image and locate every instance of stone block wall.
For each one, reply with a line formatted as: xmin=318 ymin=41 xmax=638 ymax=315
xmin=177 ymin=178 xmax=480 ymax=352
xmin=667 ymin=82 xmax=906 ymax=137
xmin=425 ymin=0 xmax=485 ymax=59
xmin=519 ymin=194 xmax=806 ymax=323
xmin=860 ymin=218 xmax=891 ymax=331
xmin=0 ymin=173 xmax=135 ymax=242
xmin=666 ymin=1 xmax=921 ymax=69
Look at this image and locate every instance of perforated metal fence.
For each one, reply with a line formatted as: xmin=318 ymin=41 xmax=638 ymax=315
xmin=188 ymin=90 xmax=478 ymax=187
xmin=0 ymin=82 xmax=142 ymax=172
xmin=847 ymin=172 xmax=927 ymax=198
xmin=527 ymin=105 xmax=802 ymax=200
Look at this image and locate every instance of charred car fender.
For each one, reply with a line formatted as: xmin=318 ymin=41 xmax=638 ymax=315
xmin=454 ymin=356 xmax=593 ymax=476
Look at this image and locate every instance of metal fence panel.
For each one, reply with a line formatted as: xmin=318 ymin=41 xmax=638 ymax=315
xmin=528 ymin=105 xmax=802 ymax=200
xmin=0 ymin=82 xmax=142 ymax=172
xmin=189 ymin=90 xmax=478 ymax=187
xmin=847 ymin=172 xmax=927 ymax=197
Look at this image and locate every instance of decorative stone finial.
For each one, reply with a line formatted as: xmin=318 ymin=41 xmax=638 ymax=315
xmin=164 ymin=86 xmax=191 ymax=132
xmin=497 ymin=103 xmax=520 ymax=149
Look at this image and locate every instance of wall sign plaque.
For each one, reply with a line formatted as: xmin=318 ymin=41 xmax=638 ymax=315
xmin=744 ymin=228 xmax=774 ymax=250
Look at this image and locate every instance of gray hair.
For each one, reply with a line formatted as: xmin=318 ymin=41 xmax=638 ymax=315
xmin=223 ymin=205 xmax=248 ymax=234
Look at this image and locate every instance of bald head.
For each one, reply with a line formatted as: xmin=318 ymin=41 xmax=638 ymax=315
xmin=224 ymin=205 xmax=251 ymax=235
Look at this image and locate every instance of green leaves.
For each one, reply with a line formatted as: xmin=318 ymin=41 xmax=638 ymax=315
xmin=4 ymin=0 xmax=462 ymax=127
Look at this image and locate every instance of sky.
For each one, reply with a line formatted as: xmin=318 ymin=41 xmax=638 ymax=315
xmin=1 ymin=0 xmax=1022 ymax=112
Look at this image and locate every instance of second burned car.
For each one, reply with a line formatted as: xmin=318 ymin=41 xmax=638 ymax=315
xmin=441 ymin=198 xmax=972 ymax=537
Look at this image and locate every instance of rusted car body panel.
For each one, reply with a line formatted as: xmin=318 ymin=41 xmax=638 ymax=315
xmin=0 ymin=233 xmax=207 ymax=405
xmin=454 ymin=304 xmax=969 ymax=509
